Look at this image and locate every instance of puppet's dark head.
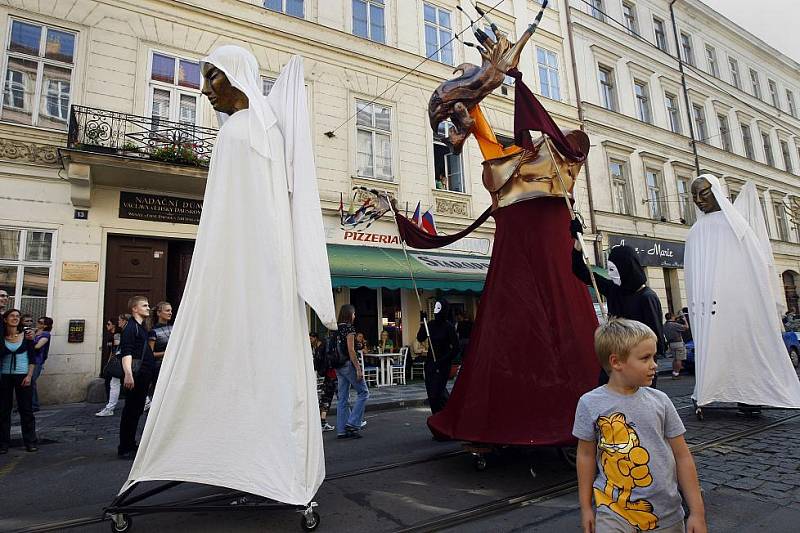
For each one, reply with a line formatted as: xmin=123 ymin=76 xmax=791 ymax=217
xmin=607 ymin=245 xmax=647 ymax=293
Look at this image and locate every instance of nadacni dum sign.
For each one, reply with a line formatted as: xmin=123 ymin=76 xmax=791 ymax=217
xmin=119 ymin=191 xmax=203 ymax=225
xmin=607 ymin=234 xmax=685 ymax=268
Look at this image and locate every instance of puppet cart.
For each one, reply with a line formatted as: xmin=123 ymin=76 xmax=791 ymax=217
xmin=105 ymin=481 xmax=320 ymax=532
xmin=464 ymin=442 xmax=577 ymax=471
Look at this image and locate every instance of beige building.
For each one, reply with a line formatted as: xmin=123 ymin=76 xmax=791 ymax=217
xmin=569 ymin=0 xmax=800 ymax=315
xmin=0 ymin=0 xmax=584 ymax=403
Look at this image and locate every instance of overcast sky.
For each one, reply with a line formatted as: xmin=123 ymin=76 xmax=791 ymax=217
xmin=699 ymin=0 xmax=800 ymax=64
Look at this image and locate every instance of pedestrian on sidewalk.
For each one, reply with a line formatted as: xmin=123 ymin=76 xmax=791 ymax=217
xmin=0 ymin=308 xmax=38 ymax=453
xmin=117 ymin=297 xmax=156 ymax=459
xmin=145 ymin=301 xmax=173 ymax=411
xmin=311 ymin=332 xmax=337 ymax=432
xmin=663 ymin=312 xmax=688 ymax=379
xmin=97 ymin=314 xmax=128 ymax=417
xmin=335 ymin=304 xmax=369 ymax=439
xmin=417 ymin=300 xmax=459 ymax=414
xmin=574 ymin=318 xmax=706 ymax=533
xmin=30 ymin=316 xmax=52 ymax=411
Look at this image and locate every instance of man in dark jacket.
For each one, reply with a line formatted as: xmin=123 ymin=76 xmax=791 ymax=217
xmin=571 ymin=221 xmax=664 ymax=387
xmin=417 ymin=300 xmax=459 ymax=414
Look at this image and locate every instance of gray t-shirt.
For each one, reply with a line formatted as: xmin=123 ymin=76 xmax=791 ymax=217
xmin=572 ymin=385 xmax=686 ymax=530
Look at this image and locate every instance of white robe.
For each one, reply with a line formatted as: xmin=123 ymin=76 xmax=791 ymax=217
xmin=121 ymin=49 xmax=335 ymax=505
xmin=686 ymin=175 xmax=800 ymax=408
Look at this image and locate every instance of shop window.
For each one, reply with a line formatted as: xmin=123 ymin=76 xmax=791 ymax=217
xmin=353 ymin=0 xmax=385 ymax=43
xmin=433 ymin=121 xmax=464 ymax=192
xmin=423 ymin=3 xmax=453 ymax=65
xmin=783 ymin=271 xmax=800 ymax=314
xmin=148 ymin=51 xmax=201 ymax=126
xmin=0 ymin=228 xmax=52 ymax=318
xmin=2 ymin=19 xmax=75 ymax=130
xmin=264 ymin=0 xmax=304 ymax=18
xmin=380 ymin=288 xmax=402 ymax=350
xmin=356 ymin=99 xmax=393 ymax=181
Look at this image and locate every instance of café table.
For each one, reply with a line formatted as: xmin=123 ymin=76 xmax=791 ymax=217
xmin=363 ymin=352 xmax=400 ymax=386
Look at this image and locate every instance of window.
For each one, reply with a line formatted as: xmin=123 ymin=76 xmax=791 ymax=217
xmin=634 ymin=80 xmax=651 ymax=123
xmin=728 ymin=57 xmax=741 ymax=89
xmin=1 ymin=20 xmax=75 ymax=129
xmin=537 ymin=48 xmax=560 ymax=100
xmin=148 ymin=52 xmax=201 ymax=125
xmin=356 ymin=99 xmax=392 ymax=181
xmin=0 ymin=228 xmax=52 ymax=318
xmin=433 ymin=121 xmax=464 ymax=193
xmin=665 ymin=93 xmax=681 ymax=133
xmin=705 ymin=45 xmax=718 ymax=77
xmin=424 ymin=3 xmax=453 ymax=65
xmin=680 ymin=32 xmax=694 ymax=66
xmin=589 ymin=0 xmax=605 ymax=21
xmin=781 ymin=140 xmax=793 ymax=172
xmin=261 ymin=76 xmax=276 ymax=96
xmin=768 ymin=79 xmax=780 ymax=108
xmin=718 ymin=114 xmax=731 ymax=151
xmin=645 ymin=169 xmax=664 ymax=220
xmin=609 ymin=160 xmax=632 ymax=215
xmin=653 ymin=17 xmax=668 ymax=52
xmin=264 ymin=0 xmax=304 ymax=18
xmin=622 ymin=2 xmax=637 ymax=34
xmin=353 ymin=0 xmax=385 ymax=43
xmin=750 ymin=68 xmax=761 ymax=99
xmin=741 ymin=123 xmax=754 ymax=159
xmin=761 ymin=131 xmax=774 ymax=166
xmin=676 ymin=177 xmax=695 ymax=225
xmin=598 ymin=66 xmax=616 ymax=111
xmin=729 ymin=187 xmax=740 ymax=204
xmin=774 ymin=201 xmax=789 ymax=241
xmin=485 ymin=26 xmax=514 ymax=86
xmin=692 ymin=104 xmax=706 ymax=141
xmin=788 ymin=90 xmax=797 ymax=118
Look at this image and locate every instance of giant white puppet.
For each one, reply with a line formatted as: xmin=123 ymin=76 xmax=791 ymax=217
xmin=120 ymin=46 xmax=337 ymax=505
xmin=686 ymin=174 xmax=800 ymax=408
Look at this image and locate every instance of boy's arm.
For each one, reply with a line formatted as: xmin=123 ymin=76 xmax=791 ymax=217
xmin=668 ymin=435 xmax=707 ymax=533
xmin=576 ymin=439 xmax=596 ymax=533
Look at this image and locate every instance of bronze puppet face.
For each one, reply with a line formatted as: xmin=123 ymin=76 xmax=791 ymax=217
xmin=201 ymin=63 xmax=249 ymax=115
xmin=691 ymin=177 xmax=721 ymax=214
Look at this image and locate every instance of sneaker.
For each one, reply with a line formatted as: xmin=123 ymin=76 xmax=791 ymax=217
xmin=671 ymin=371 xmax=680 ymax=379
xmin=144 ymin=397 xmax=151 ymax=412
xmin=321 ymin=423 xmax=335 ymax=432
xmin=360 ymin=420 xmax=368 ymax=429
xmin=95 ymin=407 xmax=114 ymax=417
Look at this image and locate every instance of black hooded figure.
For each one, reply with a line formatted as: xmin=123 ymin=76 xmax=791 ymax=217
xmin=417 ymin=300 xmax=459 ymax=414
xmin=571 ymin=229 xmax=664 ymax=386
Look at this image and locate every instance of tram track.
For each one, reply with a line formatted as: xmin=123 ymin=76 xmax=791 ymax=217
xmin=14 ymin=412 xmax=800 ymax=533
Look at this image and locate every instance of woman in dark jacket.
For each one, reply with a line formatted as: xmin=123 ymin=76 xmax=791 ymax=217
xmin=417 ymin=300 xmax=459 ymax=414
xmin=0 ymin=309 xmax=38 ymax=453
xmin=571 ymin=223 xmax=664 ymax=386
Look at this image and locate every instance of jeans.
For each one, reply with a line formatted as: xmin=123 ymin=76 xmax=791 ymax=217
xmin=31 ymin=363 xmax=44 ymax=409
xmin=0 ymin=374 xmax=37 ymax=448
xmin=335 ymin=361 xmax=369 ymax=435
xmin=104 ymin=377 xmax=121 ymax=411
xmin=118 ymin=369 xmax=153 ymax=454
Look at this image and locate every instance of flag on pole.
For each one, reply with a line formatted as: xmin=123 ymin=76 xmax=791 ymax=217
xmin=411 ymin=202 xmax=421 ymax=226
xmin=421 ymin=210 xmax=437 ymax=235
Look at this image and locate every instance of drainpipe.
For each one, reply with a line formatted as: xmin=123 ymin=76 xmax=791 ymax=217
xmin=669 ymin=0 xmax=701 ymax=175
xmin=564 ymin=0 xmax=602 ymax=262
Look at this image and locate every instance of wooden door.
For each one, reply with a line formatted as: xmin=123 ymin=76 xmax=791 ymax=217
xmin=167 ymin=240 xmax=195 ymax=314
xmin=104 ymin=236 xmax=169 ymax=324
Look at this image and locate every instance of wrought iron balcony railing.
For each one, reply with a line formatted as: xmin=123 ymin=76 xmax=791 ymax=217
xmin=67 ymin=105 xmax=217 ymax=168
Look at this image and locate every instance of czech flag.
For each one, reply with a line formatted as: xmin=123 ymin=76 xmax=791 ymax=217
xmin=411 ymin=201 xmax=422 ymax=226
xmin=421 ymin=210 xmax=437 ymax=235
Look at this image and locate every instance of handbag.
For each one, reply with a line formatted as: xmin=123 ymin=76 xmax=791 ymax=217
xmin=104 ymin=324 xmax=146 ymax=379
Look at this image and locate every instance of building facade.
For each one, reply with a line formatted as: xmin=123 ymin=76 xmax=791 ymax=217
xmin=569 ymin=0 xmax=800 ymax=315
xmin=0 ymin=0 xmax=582 ymax=403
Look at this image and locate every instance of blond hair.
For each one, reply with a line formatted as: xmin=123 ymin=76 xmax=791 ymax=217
xmin=594 ymin=317 xmax=657 ymax=371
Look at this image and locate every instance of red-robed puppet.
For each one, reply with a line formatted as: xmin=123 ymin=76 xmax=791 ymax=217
xmin=395 ymin=6 xmax=599 ymax=447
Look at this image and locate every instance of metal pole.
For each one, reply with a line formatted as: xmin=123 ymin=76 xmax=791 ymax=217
xmin=669 ymin=0 xmax=701 ymax=175
xmin=543 ymin=136 xmax=607 ymax=321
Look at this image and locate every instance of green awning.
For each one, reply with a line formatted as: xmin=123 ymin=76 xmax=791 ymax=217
xmin=328 ymin=244 xmax=487 ymax=292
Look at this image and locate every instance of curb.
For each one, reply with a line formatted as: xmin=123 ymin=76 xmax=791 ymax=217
xmin=328 ymin=396 xmax=429 ymax=416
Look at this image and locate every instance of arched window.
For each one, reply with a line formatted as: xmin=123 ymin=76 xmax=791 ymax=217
xmin=782 ymin=270 xmax=800 ymax=314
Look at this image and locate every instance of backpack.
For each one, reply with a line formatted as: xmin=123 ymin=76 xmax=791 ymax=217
xmin=312 ymin=343 xmax=329 ymax=373
xmin=325 ymin=331 xmax=351 ymax=369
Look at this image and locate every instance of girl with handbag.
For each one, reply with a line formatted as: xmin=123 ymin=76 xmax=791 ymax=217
xmin=97 ymin=315 xmax=129 ymax=417
xmin=0 ymin=309 xmax=38 ymax=453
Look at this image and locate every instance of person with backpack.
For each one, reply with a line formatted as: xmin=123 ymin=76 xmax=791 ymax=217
xmin=311 ymin=332 xmax=337 ymax=432
xmin=333 ymin=304 xmax=369 ymax=439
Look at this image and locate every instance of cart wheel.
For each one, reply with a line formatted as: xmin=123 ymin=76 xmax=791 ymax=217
xmin=300 ymin=511 xmax=320 ymax=531
xmin=474 ymin=455 xmax=488 ymax=471
xmin=110 ymin=514 xmax=132 ymax=533
xmin=559 ymin=446 xmax=577 ymax=468
xmin=695 ymin=407 xmax=703 ymax=421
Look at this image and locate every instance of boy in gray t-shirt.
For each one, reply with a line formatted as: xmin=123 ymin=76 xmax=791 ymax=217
xmin=573 ymin=318 xmax=706 ymax=533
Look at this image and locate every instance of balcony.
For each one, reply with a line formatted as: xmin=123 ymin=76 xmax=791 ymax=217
xmin=59 ymin=106 xmax=218 ymax=206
